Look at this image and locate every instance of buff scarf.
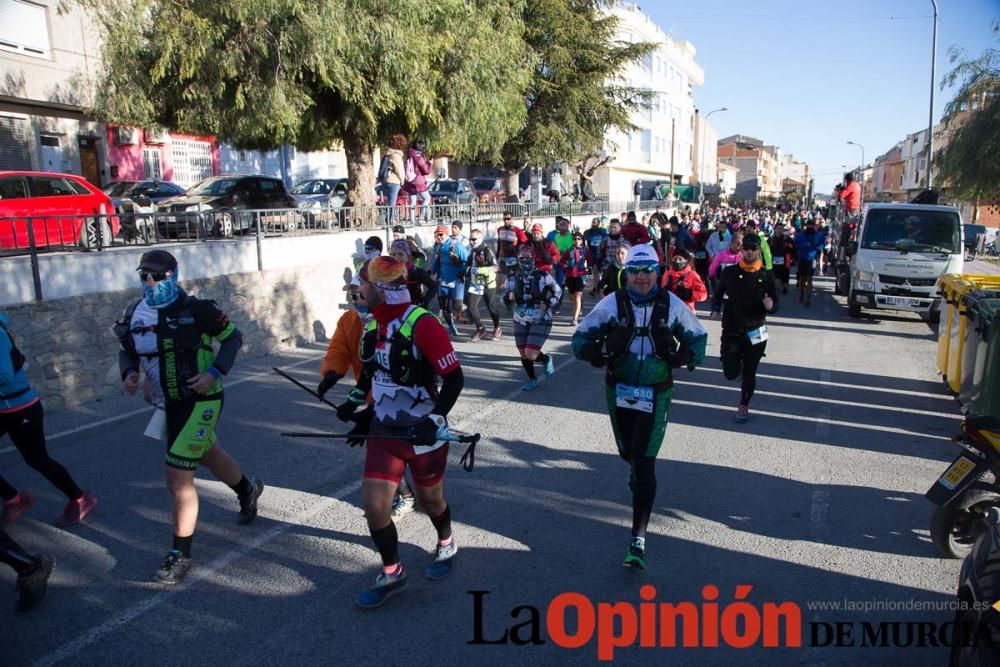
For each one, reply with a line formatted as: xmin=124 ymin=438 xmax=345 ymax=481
xmin=738 ymin=258 xmax=763 ymax=272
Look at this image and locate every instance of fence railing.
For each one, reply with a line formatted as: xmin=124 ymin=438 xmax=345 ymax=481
xmin=1 ymin=197 xmax=700 ymax=300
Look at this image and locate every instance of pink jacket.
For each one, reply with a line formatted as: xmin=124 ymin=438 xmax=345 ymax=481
xmin=709 ymin=248 xmax=741 ymax=279
xmin=402 ymin=149 xmax=433 ymax=195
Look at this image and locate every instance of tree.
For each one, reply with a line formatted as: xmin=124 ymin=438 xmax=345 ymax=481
xmin=489 ymin=0 xmax=656 ymax=196
xmin=934 ymin=19 xmax=999 ymax=210
xmin=73 ymin=0 xmax=530 ymax=209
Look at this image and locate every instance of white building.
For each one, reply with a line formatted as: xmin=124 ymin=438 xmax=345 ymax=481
xmin=219 ymin=145 xmax=348 ymax=188
xmin=692 ymin=112 xmax=718 ymax=193
xmin=778 ymin=153 xmax=810 ymax=194
xmin=900 ymin=128 xmax=929 ymax=198
xmin=592 ymin=1 xmax=705 ymax=201
xmin=717 ymin=163 xmax=738 ymax=199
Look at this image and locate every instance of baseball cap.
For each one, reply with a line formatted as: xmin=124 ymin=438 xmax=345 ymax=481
xmin=391 ymin=225 xmax=405 ymax=235
xmin=741 ymin=233 xmax=761 ymax=249
xmin=625 ymin=245 xmax=658 ymax=268
xmin=531 ymin=223 xmax=543 ymax=233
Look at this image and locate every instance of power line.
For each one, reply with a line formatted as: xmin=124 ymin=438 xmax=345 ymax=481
xmin=661 ymin=14 xmax=933 ymax=21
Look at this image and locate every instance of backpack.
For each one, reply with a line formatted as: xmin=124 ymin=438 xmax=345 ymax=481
xmin=404 ymin=156 xmax=417 ymax=183
xmin=377 ymin=155 xmax=390 ymax=183
xmin=0 ymin=320 xmax=26 ymax=374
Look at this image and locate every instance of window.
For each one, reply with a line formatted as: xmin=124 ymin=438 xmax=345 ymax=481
xmin=172 ymin=140 xmax=213 ymax=188
xmin=0 ymin=175 xmax=28 ymax=199
xmin=29 ymin=176 xmax=77 ymax=197
xmin=0 ymin=0 xmax=50 ymax=57
xmin=640 ymin=129 xmax=652 ymax=163
xmin=258 ymin=179 xmax=281 ymax=194
xmin=143 ymin=148 xmax=162 ymax=180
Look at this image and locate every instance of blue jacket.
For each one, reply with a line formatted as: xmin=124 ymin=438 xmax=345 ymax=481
xmin=433 ymin=235 xmax=471 ymax=285
xmin=0 ymin=314 xmax=38 ymax=412
xmin=795 ymin=230 xmax=825 ymax=261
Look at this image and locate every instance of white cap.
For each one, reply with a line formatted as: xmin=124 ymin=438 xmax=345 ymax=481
xmin=625 ymin=245 xmax=658 ymax=268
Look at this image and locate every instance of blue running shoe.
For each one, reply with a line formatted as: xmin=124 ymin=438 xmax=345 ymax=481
xmin=544 ymin=357 xmax=555 ymax=377
xmin=355 ymin=567 xmax=408 ymax=609
xmin=425 ymin=539 xmax=458 ymax=580
xmin=522 ymin=378 xmax=540 ymax=391
xmin=448 ymin=321 xmax=460 ymax=337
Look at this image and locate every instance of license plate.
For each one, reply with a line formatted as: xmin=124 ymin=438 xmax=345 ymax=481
xmin=162 ymin=215 xmax=176 ymax=222
xmin=882 ymin=296 xmax=920 ymax=307
xmin=938 ymin=456 xmax=977 ymax=490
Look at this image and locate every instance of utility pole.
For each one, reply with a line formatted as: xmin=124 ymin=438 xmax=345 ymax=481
xmin=669 ymin=118 xmax=676 ymax=196
xmin=926 ymin=0 xmax=938 ymax=189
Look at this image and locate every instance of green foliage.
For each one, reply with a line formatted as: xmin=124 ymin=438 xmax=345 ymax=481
xmin=492 ymin=0 xmax=656 ymax=176
xmin=74 ymin=0 xmax=530 ymax=165
xmin=935 ymin=19 xmax=1000 ymax=201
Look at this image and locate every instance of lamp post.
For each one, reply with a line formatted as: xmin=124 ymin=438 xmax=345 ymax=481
xmin=699 ymin=107 xmax=728 ymax=204
xmin=926 ymin=0 xmax=938 ymax=189
xmin=846 ymin=140 xmax=865 ymax=183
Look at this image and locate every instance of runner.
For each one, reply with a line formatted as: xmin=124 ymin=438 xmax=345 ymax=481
xmin=660 ymin=249 xmax=708 ymax=311
xmin=547 ymin=217 xmax=575 ymax=313
xmin=768 ymin=224 xmax=796 ymax=295
xmin=572 ymin=245 xmax=707 ymax=569
xmin=620 ymin=211 xmax=651 ymax=246
xmin=0 ymin=528 xmax=54 ymax=611
xmin=559 ymin=232 xmax=590 ymax=325
xmin=335 ymin=256 xmax=464 ymax=608
xmin=1 ymin=315 xmax=96 ymax=528
xmin=527 ymin=223 xmax=560 ymax=275
xmin=708 ymin=231 xmax=743 ymax=285
xmin=794 ymin=217 xmax=824 ymax=307
xmin=600 ymin=242 xmax=630 ymax=296
xmin=710 ymin=233 xmax=779 ymax=422
xmin=390 ymin=239 xmax=437 ymax=308
xmin=583 ymin=217 xmax=609 ymax=297
xmin=466 ymin=229 xmax=503 ymax=341
xmin=116 ymin=250 xmax=264 ymax=584
xmin=430 ymin=222 xmax=470 ymax=335
xmin=502 ymin=245 xmax=562 ymax=391
xmin=495 ymin=212 xmax=528 ymax=290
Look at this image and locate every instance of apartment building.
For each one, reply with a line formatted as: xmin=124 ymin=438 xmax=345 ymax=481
xmin=717 ymin=134 xmax=781 ymax=201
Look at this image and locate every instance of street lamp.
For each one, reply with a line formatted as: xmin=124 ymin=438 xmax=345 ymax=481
xmin=846 ymin=141 xmax=865 ymax=182
xmin=926 ymin=0 xmax=938 ymax=189
xmin=699 ymin=107 xmax=728 ymax=204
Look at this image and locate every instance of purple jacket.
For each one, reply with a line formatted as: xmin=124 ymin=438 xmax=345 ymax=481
xmin=402 ymin=149 xmax=432 ymax=195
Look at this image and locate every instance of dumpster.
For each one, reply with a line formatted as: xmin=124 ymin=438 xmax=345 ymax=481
xmin=971 ymin=299 xmax=1000 ymax=420
xmin=947 ymin=279 xmax=980 ymax=393
xmin=937 ymin=274 xmax=963 ymax=377
xmin=960 ymin=294 xmax=1000 ymax=410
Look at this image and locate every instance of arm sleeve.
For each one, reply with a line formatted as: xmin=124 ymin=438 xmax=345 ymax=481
xmin=433 ymin=367 xmax=463 ymax=418
xmin=194 ymin=300 xmax=242 ymax=375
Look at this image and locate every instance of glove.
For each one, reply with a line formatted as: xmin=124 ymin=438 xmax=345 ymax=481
xmin=666 ymin=345 xmax=694 ymax=370
xmin=580 ymin=342 xmax=607 ymax=368
xmin=411 ymin=414 xmax=447 ymax=447
xmin=674 ymin=284 xmax=693 ymax=301
xmin=316 ymin=372 xmax=341 ymax=400
xmin=345 ymin=406 xmax=372 ymax=447
xmin=335 ymin=387 xmax=366 ymax=422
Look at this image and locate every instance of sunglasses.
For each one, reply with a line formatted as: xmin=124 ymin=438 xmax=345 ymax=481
xmin=470 ymin=238 xmax=481 ymax=243
xmin=349 ymin=293 xmax=360 ymax=302
xmin=503 ymin=217 xmax=512 ymax=222
xmin=625 ymin=266 xmax=657 ymax=275
xmin=139 ymin=270 xmax=168 ymax=282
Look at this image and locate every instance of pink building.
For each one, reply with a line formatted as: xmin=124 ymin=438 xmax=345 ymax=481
xmin=104 ymin=126 xmax=220 ymax=188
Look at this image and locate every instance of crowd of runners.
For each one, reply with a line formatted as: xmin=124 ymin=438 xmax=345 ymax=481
xmin=1 ymin=192 xmax=842 ymax=612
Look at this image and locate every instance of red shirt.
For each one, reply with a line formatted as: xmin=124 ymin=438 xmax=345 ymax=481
xmin=838 ymin=181 xmax=861 ymax=212
xmin=621 ymin=222 xmax=651 ymax=246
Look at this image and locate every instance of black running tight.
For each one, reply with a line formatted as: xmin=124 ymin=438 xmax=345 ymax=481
xmin=0 ymin=402 xmax=83 ymax=502
xmin=721 ymin=335 xmax=767 ymax=406
xmin=466 ymin=288 xmax=501 ymax=330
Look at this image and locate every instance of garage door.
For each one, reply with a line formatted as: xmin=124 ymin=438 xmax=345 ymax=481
xmin=0 ymin=116 xmax=32 ymax=170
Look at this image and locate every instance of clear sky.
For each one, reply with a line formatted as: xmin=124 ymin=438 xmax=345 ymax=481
xmin=641 ymin=0 xmax=998 ymax=193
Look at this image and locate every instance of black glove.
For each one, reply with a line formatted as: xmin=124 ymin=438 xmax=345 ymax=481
xmin=411 ymin=414 xmax=446 ymax=447
xmin=667 ymin=345 xmax=694 ymax=369
xmin=580 ymin=342 xmax=607 ymax=368
xmin=674 ymin=284 xmax=693 ymax=301
xmin=316 ymin=372 xmax=341 ymax=400
xmin=345 ymin=406 xmax=372 ymax=447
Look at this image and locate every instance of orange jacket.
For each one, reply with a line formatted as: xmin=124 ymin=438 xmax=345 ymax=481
xmin=320 ymin=309 xmax=364 ymax=380
xmin=660 ymin=266 xmax=708 ymax=311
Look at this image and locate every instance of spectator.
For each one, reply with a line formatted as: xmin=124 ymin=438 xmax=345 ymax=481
xmin=381 ymin=134 xmax=407 ymax=224
xmin=403 ymin=139 xmax=433 ymax=225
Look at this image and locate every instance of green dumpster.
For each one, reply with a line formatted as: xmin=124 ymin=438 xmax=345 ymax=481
xmin=971 ymin=299 xmax=1000 ymax=420
xmin=960 ymin=294 xmax=1000 ymax=410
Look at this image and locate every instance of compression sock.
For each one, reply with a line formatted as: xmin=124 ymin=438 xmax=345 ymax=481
xmin=173 ymin=534 xmax=193 ymax=558
xmin=230 ymin=475 xmax=253 ymax=497
xmin=428 ymin=504 xmax=452 ymax=543
xmin=521 ymin=358 xmax=536 ymax=379
xmin=370 ymin=522 xmax=400 ymax=568
xmin=534 ymin=352 xmax=550 ymax=366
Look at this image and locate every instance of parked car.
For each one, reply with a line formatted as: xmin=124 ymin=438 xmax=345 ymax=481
xmin=470 ymin=177 xmax=504 ymax=204
xmin=429 ymin=178 xmax=477 ymax=217
xmin=154 ymin=174 xmax=299 ymax=238
xmin=290 ymin=178 xmax=348 ymax=228
xmin=103 ymin=180 xmax=186 ymax=242
xmin=0 ymin=171 xmax=119 ymax=250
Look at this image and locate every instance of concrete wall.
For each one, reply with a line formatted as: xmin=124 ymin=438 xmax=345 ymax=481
xmin=0 ymin=217 xmax=564 ymax=411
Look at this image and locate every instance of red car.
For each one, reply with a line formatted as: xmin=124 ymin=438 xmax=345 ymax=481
xmin=0 ymin=171 xmax=119 ymax=250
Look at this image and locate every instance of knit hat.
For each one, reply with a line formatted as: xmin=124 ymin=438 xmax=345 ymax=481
xmin=531 ymin=223 xmax=544 ymax=234
xmin=451 ymin=220 xmax=463 ymax=230
xmin=390 ymin=239 xmax=412 ymax=257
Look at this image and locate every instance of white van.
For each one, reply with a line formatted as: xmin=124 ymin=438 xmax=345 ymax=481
xmin=846 ymin=203 xmax=964 ymax=321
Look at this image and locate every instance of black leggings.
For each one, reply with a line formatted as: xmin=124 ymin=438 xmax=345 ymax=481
xmin=0 ymin=402 xmax=83 ymax=502
xmin=615 ymin=407 xmax=658 ymax=539
xmin=0 ymin=528 xmax=35 ymax=574
xmin=466 ymin=288 xmax=501 ymax=330
xmin=721 ymin=335 xmax=767 ymax=406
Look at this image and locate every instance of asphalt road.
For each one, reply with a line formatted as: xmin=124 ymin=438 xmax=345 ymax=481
xmin=2 ymin=273 xmax=972 ymax=666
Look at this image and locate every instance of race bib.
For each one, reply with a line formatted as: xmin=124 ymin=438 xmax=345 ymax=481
xmin=773 ymin=256 xmax=785 ymax=266
xmin=515 ymin=305 xmax=537 ymax=322
xmin=747 ymin=325 xmax=769 ymax=346
xmin=615 ymin=383 xmax=654 ymax=413
xmin=695 ymin=251 xmax=707 ymax=259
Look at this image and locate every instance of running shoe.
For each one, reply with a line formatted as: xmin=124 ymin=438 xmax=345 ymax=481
xmin=153 ymin=550 xmax=192 ymax=585
xmin=55 ymin=491 xmax=97 ymax=527
xmin=448 ymin=321 xmax=460 ymax=337
xmin=572 ymin=317 xmax=579 ymax=326
xmin=15 ymin=554 xmax=54 ymax=612
xmin=1 ymin=491 xmax=36 ymax=528
xmin=623 ymin=537 xmax=646 ymax=570
xmin=471 ymin=328 xmax=484 ymax=342
xmin=238 ymin=477 xmax=265 ymax=524
xmin=391 ymin=494 xmax=415 ymax=520
xmin=491 ymin=326 xmax=502 ymax=341
xmin=425 ymin=539 xmax=458 ymax=580
xmin=544 ymin=356 xmax=555 ymax=377
xmin=734 ymin=405 xmax=749 ymax=423
xmin=356 ymin=567 xmax=408 ymax=609
xmin=521 ymin=378 xmax=540 ymax=391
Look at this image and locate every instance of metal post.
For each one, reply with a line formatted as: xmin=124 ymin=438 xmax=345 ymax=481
xmin=699 ymin=107 xmax=728 ymax=204
xmin=926 ymin=0 xmax=938 ymax=189
xmin=25 ymin=217 xmax=43 ymax=301
xmin=255 ymin=212 xmax=263 ymax=271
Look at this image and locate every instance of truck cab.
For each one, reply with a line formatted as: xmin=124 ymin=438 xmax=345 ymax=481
xmin=844 ymin=203 xmax=964 ymax=322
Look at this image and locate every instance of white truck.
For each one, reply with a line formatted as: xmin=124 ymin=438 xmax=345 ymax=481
xmin=841 ymin=203 xmax=964 ymax=322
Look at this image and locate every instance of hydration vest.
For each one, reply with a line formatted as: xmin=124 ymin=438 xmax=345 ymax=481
xmin=360 ymin=306 xmax=436 ymax=388
xmin=513 ymin=270 xmax=548 ymax=306
xmin=605 ymin=290 xmax=677 ymax=365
